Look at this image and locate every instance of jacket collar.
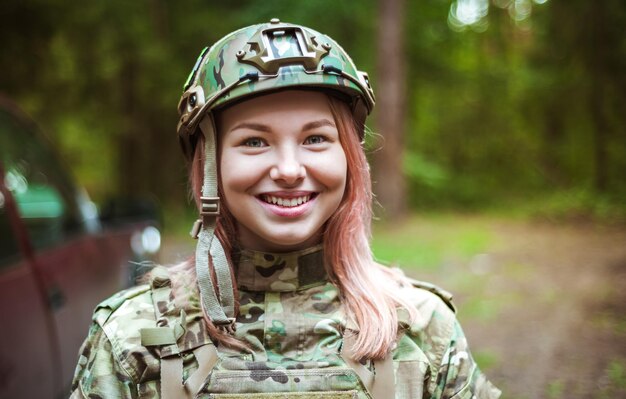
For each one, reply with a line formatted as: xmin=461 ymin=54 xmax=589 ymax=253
xmin=235 ymin=244 xmax=327 ymax=292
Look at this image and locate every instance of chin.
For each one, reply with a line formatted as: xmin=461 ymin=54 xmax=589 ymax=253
xmin=264 ymin=235 xmax=316 ymax=251
xmin=236 ymin=219 xmax=324 ymax=252
xmin=255 ymin=225 xmax=322 ymax=251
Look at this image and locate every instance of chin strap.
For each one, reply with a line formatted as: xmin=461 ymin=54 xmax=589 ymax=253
xmin=193 ymin=116 xmax=236 ymax=333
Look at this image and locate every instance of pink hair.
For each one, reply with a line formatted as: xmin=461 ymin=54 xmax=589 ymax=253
xmin=324 ymin=98 xmax=417 ymax=359
xmin=169 ymin=94 xmax=416 ymax=359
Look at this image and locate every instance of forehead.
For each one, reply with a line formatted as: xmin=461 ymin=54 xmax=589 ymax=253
xmin=217 ymin=90 xmax=334 ymax=131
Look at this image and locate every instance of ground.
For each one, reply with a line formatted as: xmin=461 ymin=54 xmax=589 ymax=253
xmin=161 ymin=214 xmax=626 ymax=399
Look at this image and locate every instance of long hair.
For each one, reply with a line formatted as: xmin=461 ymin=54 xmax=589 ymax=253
xmin=323 ymin=97 xmax=417 ymax=359
xmin=169 ymin=94 xmax=416 ymax=359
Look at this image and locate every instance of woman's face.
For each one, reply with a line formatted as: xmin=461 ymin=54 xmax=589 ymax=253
xmin=218 ymin=90 xmax=347 ymax=252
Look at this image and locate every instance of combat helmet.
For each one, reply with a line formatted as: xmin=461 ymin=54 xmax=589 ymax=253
xmin=177 ymin=19 xmax=376 ymax=333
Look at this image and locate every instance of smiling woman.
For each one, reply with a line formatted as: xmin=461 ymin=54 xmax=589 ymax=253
xmin=71 ymin=19 xmax=500 ymax=399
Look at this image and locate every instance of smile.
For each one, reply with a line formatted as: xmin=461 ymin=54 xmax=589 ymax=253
xmin=261 ymin=194 xmax=315 ymax=207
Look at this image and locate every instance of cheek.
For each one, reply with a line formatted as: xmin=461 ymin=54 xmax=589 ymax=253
xmin=310 ymin=147 xmax=348 ymax=190
xmin=220 ymin=150 xmax=259 ymax=195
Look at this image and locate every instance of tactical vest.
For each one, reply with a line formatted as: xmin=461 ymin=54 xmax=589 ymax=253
xmin=136 ymin=266 xmax=456 ymax=399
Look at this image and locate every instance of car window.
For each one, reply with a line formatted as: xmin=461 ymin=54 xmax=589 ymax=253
xmin=0 ymin=107 xmax=85 ymax=251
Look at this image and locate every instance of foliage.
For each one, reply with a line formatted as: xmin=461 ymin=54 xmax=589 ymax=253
xmin=1 ymin=0 xmax=625 ymax=221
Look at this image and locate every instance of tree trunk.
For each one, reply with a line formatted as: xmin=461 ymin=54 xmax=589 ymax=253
xmin=588 ymin=2 xmax=609 ymax=193
xmin=117 ymin=46 xmax=147 ymax=199
xmin=373 ymin=0 xmax=407 ymax=219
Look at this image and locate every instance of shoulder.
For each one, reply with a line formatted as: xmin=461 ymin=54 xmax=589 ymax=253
xmin=72 ymin=284 xmax=159 ymax=396
xmin=373 ymin=264 xmax=458 ymax=341
xmin=385 ymin=264 xmax=457 ymax=329
xmin=92 ymin=284 xmax=161 ymax=381
xmin=94 ymin=265 xmax=181 ymax=331
xmin=91 ymin=266 xmax=210 ymax=381
xmin=93 ymin=283 xmax=157 ymax=347
xmin=74 ymin=266 xmax=206 ymax=393
xmin=93 ymin=283 xmax=154 ymax=326
xmin=400 ymin=277 xmax=458 ymax=344
xmin=373 ymin=263 xmax=455 ymax=314
xmin=84 ymin=267 xmax=176 ymax=380
xmin=394 ymin=276 xmax=501 ymax=398
xmin=393 ymin=272 xmax=459 ymax=369
xmin=404 ymin=277 xmax=456 ymax=314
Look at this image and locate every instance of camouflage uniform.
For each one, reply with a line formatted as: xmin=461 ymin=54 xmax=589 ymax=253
xmin=71 ymin=246 xmax=500 ymax=398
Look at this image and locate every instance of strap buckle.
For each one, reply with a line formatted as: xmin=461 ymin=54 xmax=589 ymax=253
xmin=200 ymin=196 xmax=220 ymax=217
xmin=191 ymin=197 xmax=220 ymax=238
xmin=215 ymin=317 xmax=237 ymax=334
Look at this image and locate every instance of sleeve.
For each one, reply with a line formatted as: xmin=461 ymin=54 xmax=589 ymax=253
xmin=70 ymin=322 xmax=138 ymax=398
xmin=431 ymin=320 xmax=501 ymax=399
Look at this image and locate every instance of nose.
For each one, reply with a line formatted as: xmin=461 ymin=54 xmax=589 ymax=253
xmin=269 ymin=147 xmax=306 ymax=185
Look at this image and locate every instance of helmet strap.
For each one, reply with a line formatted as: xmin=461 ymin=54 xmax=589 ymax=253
xmin=193 ymin=116 xmax=236 ymax=333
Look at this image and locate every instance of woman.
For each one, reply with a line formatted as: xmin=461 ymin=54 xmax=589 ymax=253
xmin=71 ymin=19 xmax=500 ymax=398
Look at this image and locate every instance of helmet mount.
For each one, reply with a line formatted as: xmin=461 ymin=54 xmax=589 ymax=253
xmin=234 ymin=22 xmax=332 ymax=74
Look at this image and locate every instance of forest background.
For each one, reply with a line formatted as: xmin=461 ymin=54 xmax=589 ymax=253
xmin=2 ymin=1 xmax=626 ymax=398
xmin=2 ymin=0 xmax=624 ymax=223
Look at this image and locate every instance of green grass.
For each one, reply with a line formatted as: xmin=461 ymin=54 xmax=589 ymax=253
xmin=546 ymin=380 xmax=565 ymax=399
xmin=473 ymin=350 xmax=498 ymax=371
xmin=371 ymin=213 xmax=495 ymax=271
xmin=608 ymin=358 xmax=626 ymax=391
xmin=596 ymin=358 xmax=626 ymax=398
xmin=460 ymin=297 xmax=502 ymax=321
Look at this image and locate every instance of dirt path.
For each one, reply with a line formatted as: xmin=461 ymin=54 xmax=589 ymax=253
xmin=160 ymin=217 xmax=626 ymax=398
xmin=426 ymin=219 xmax=626 ymax=399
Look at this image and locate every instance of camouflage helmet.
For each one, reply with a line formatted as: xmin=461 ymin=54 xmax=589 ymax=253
xmin=177 ymin=18 xmax=376 ymax=161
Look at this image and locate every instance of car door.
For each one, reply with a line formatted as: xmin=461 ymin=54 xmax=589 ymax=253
xmin=0 ymin=156 xmax=58 ymax=397
xmin=0 ymin=100 xmax=127 ymax=396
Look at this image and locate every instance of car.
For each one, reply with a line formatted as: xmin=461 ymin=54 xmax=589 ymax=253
xmin=0 ymin=95 xmax=160 ymax=398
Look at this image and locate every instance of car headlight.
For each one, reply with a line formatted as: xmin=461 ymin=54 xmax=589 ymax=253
xmin=131 ymin=226 xmax=161 ymax=255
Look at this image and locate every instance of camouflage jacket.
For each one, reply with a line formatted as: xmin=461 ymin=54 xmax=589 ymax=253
xmin=71 ymin=245 xmax=500 ymax=398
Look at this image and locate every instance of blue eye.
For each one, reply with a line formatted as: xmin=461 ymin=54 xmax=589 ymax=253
xmin=244 ymin=138 xmax=266 ymax=147
xmin=304 ymin=135 xmax=326 ymax=145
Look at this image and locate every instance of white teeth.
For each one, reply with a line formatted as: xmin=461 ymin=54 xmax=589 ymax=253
xmin=262 ymin=194 xmax=312 ymax=207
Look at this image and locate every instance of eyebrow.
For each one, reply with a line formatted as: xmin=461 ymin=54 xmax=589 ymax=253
xmin=229 ymin=119 xmax=336 ymax=134
xmin=302 ymin=119 xmax=336 ymax=131
xmin=229 ymin=122 xmax=271 ymax=133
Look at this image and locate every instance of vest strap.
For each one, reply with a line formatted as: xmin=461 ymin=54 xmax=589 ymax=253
xmin=145 ymin=267 xmax=219 ymax=398
xmin=371 ymin=355 xmax=396 ymax=399
xmin=159 ymin=344 xmax=219 ymax=399
xmin=195 ymin=116 xmax=236 ymax=329
xmin=341 ymin=331 xmax=374 ymax=388
xmin=185 ymin=344 xmax=220 ymax=394
xmin=161 ymin=354 xmax=185 ymax=398
xmin=341 ymin=331 xmax=395 ymax=399
xmin=140 ymin=327 xmax=178 ymax=346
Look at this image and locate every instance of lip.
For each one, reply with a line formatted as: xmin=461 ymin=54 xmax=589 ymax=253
xmin=255 ymin=191 xmax=318 ymax=217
